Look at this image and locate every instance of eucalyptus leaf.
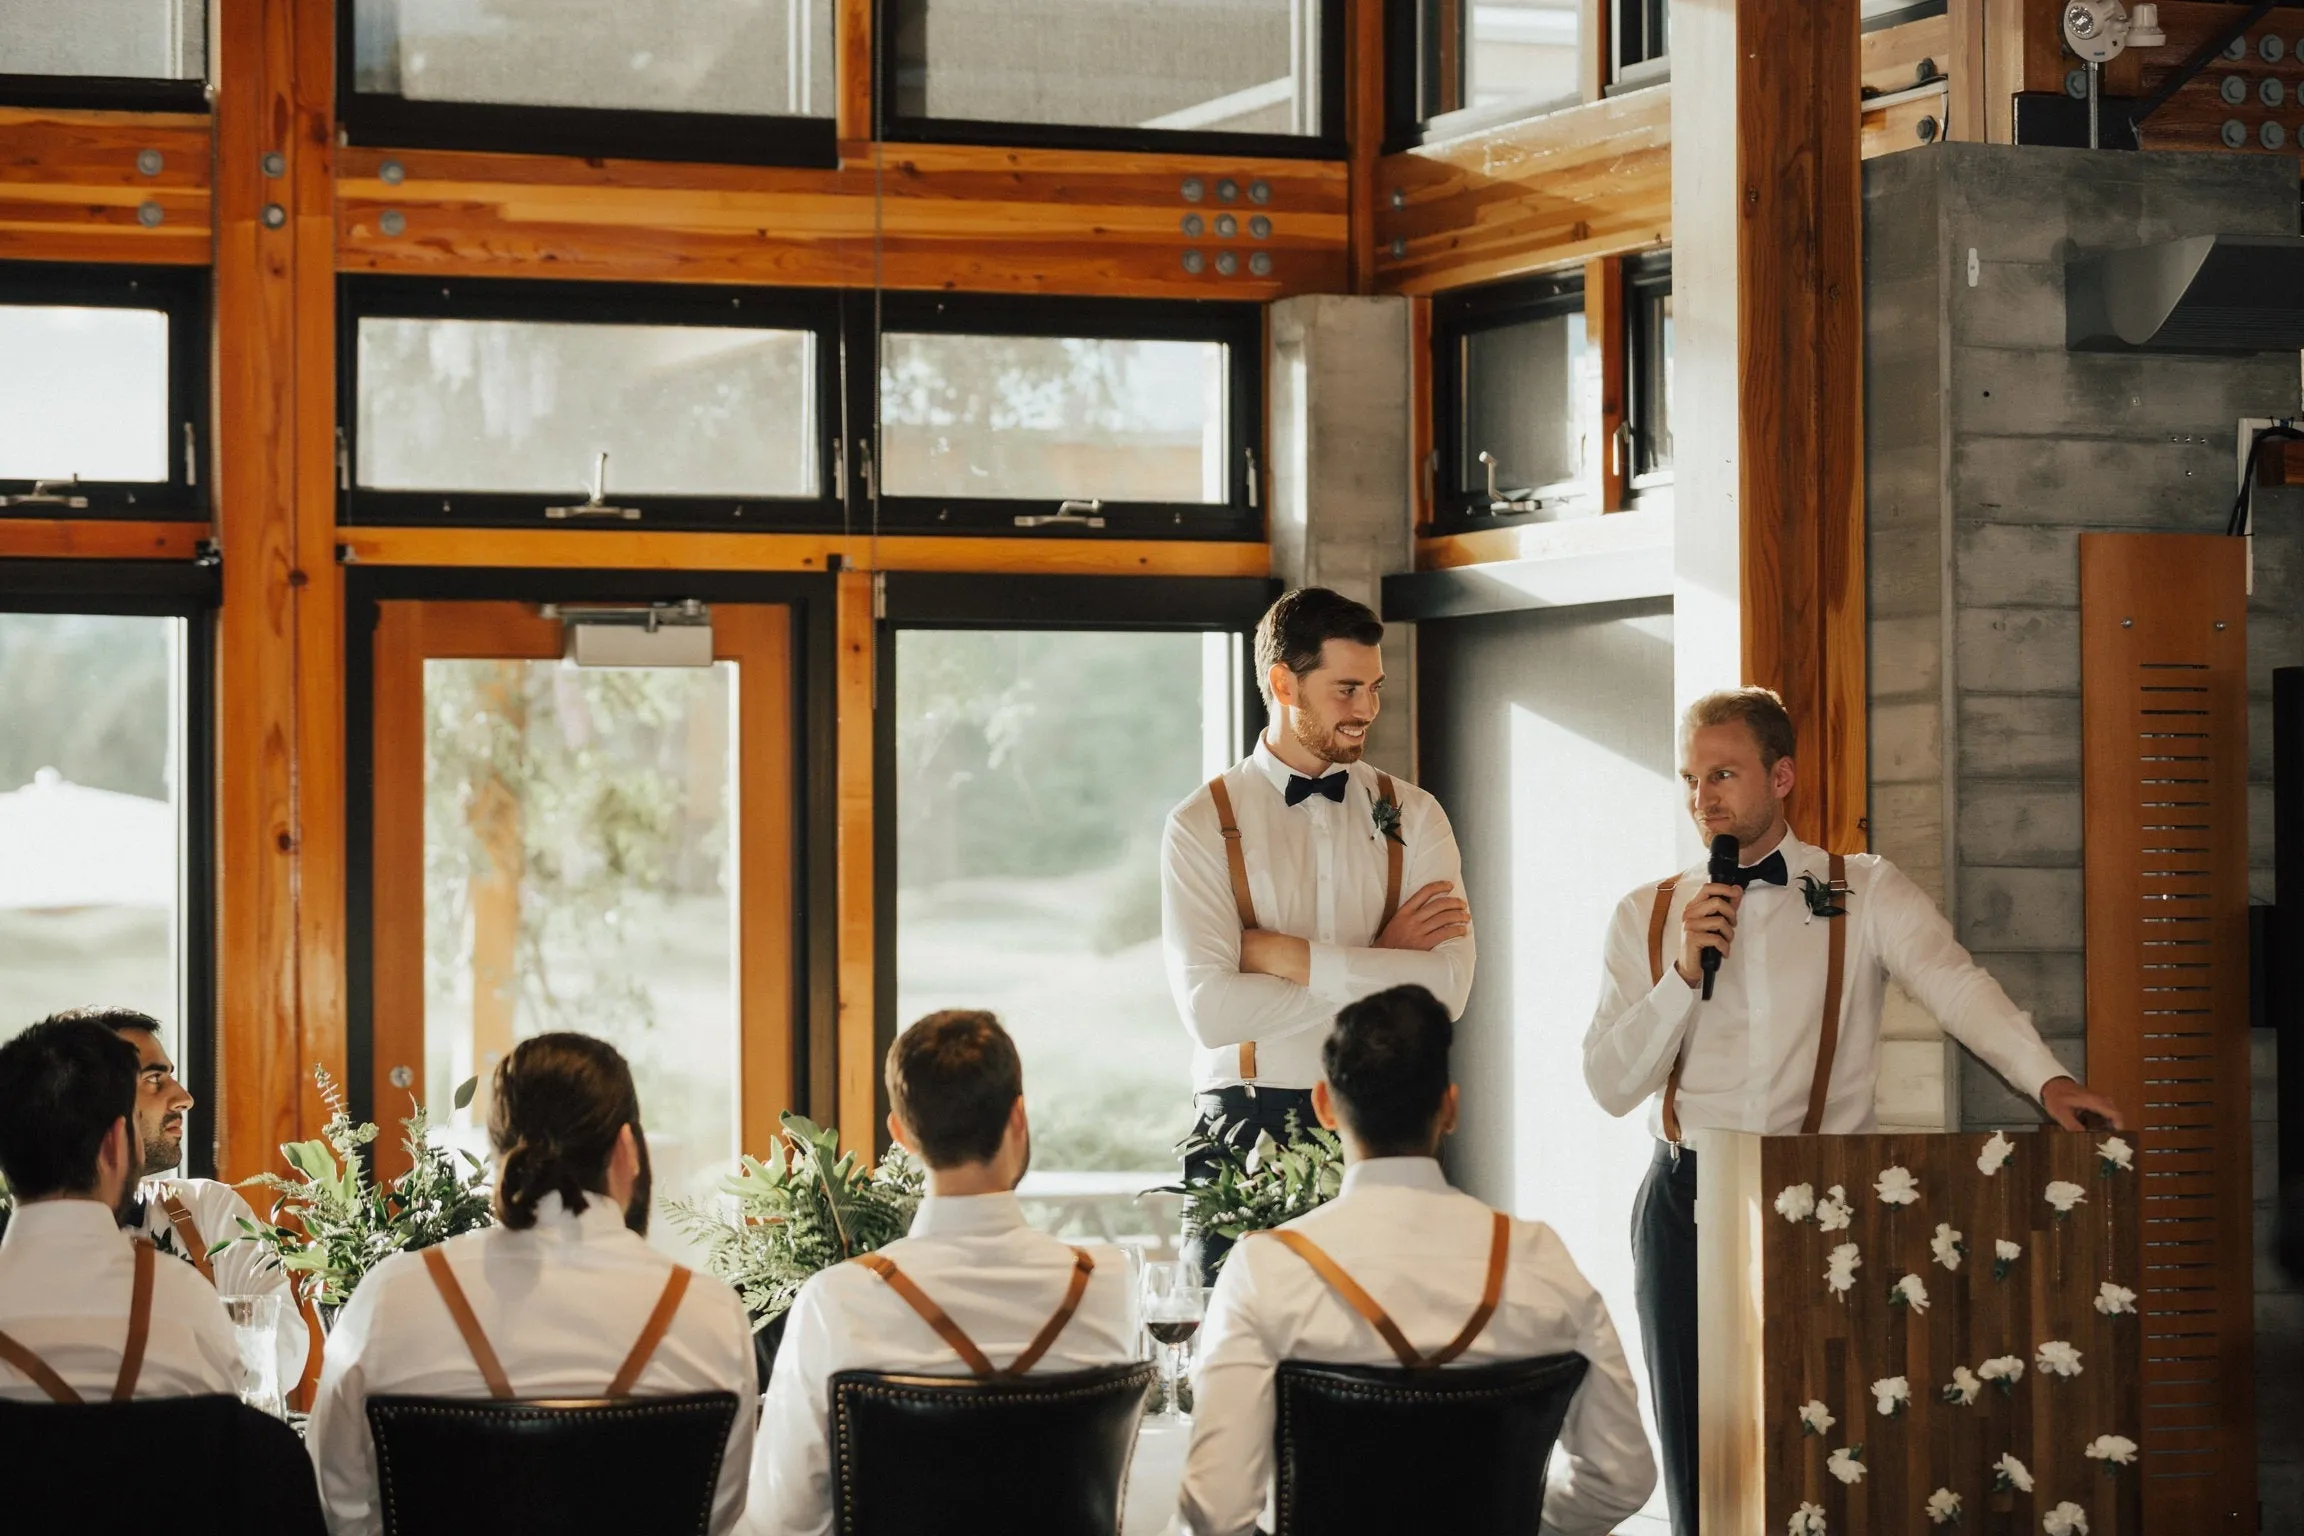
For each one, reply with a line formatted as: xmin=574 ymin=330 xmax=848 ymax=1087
xmin=452 ymin=1076 xmax=478 ymax=1112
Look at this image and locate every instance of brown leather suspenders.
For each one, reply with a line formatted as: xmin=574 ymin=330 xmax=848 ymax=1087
xmin=1264 ymin=1210 xmax=1511 ymax=1370
xmin=159 ymin=1193 xmax=216 ymax=1286
xmin=0 ymin=1237 xmax=157 ymax=1404
xmin=1207 ymin=770 xmax=1407 ymax=1087
xmin=852 ymin=1248 xmax=1096 ymax=1380
xmin=420 ymin=1246 xmax=693 ymax=1400
xmin=1646 ymin=852 xmax=1850 ymax=1139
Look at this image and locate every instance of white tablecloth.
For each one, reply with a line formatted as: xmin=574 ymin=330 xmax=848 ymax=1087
xmin=1122 ymin=1416 xmax=1191 ymax=1536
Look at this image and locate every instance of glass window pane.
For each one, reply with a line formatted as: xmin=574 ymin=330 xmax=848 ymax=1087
xmin=880 ymin=334 xmax=1228 ymax=503
xmin=1467 ymin=0 xmax=1580 ymax=114
xmin=421 ymin=658 xmax=737 ymax=1261
xmin=1460 ymin=310 xmax=1588 ymax=496
xmin=356 ymin=318 xmax=818 ymax=497
xmin=0 ymin=307 xmax=171 ymax=483
xmin=1641 ymin=290 xmax=1674 ymax=474
xmin=0 ymin=0 xmax=204 ymax=78
xmin=351 ymin=0 xmax=833 ymax=117
xmin=891 ymin=0 xmax=1323 ymax=135
xmin=0 ymin=614 xmax=185 ymax=1073
xmin=896 ymin=629 xmax=1239 ymax=1243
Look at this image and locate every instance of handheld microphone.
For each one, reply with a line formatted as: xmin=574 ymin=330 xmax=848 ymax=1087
xmin=1701 ymin=832 xmax=1739 ymax=1001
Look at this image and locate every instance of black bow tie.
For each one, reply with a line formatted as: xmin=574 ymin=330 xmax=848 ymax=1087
xmin=1285 ymin=772 xmax=1348 ymax=807
xmin=1737 ymin=851 xmax=1789 ymax=888
xmin=121 ymin=1196 xmax=148 ymax=1231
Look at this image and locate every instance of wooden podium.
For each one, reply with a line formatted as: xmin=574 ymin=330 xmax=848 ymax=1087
xmin=1697 ymin=1130 xmax=2143 ymax=1535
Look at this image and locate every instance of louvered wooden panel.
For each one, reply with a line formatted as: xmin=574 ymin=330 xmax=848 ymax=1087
xmin=2079 ymin=534 xmax=2255 ymax=1533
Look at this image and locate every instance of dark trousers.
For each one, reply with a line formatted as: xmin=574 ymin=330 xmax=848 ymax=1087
xmin=1181 ymin=1085 xmax=1317 ymax=1275
xmin=1632 ymin=1139 xmax=1699 ymax=1536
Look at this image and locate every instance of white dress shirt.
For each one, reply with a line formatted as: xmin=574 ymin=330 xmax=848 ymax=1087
xmin=137 ymin=1175 xmax=311 ymax=1388
xmin=307 ymin=1193 xmax=758 ymax=1536
xmin=0 ymin=1198 xmax=240 ymax=1401
xmin=1180 ymin=1158 xmax=1655 ymax=1536
xmin=1161 ymin=740 xmax=1476 ymax=1090
xmin=1582 ymin=831 xmax=2071 ymax=1138
xmin=747 ymin=1191 xmax=1140 ymax=1536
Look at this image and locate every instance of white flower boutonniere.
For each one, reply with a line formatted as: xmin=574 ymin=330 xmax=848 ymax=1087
xmin=1993 ymin=1238 xmax=2022 ymax=1281
xmin=1789 ymin=1502 xmax=1827 ymax=1536
xmin=1942 ymin=1365 xmax=1981 ymax=1406
xmin=1978 ymin=1130 xmax=2016 ymax=1177
xmin=1369 ymin=791 xmax=1404 ymax=846
xmin=1926 ymin=1487 xmax=1964 ymax=1525
xmin=2084 ymin=1434 xmax=2138 ymax=1470
xmin=2035 ymin=1340 xmax=2083 ymax=1378
xmin=2044 ymin=1180 xmax=2088 ymax=1217
xmin=1872 ymin=1375 xmax=1911 ymax=1417
xmin=1890 ymin=1273 xmax=1930 ymax=1313
xmin=1978 ymin=1355 xmax=2026 ymax=1394
xmin=2043 ymin=1500 xmax=2090 ymax=1536
xmin=1932 ymin=1222 xmax=1966 ymax=1271
xmin=1875 ymin=1165 xmax=1921 ymax=1206
xmin=1815 ymin=1185 xmax=1854 ymax=1232
xmin=1826 ymin=1445 xmax=1867 ymax=1486
xmin=1797 ymin=1399 xmax=1836 ymax=1437
xmin=1993 ymin=1452 xmax=2033 ymax=1493
xmin=2097 ymin=1135 xmax=2133 ymax=1175
xmin=2094 ymin=1281 xmax=2137 ymax=1317
xmin=1825 ymin=1241 xmax=1862 ymax=1301
xmin=1775 ymin=1183 xmax=1817 ymax=1223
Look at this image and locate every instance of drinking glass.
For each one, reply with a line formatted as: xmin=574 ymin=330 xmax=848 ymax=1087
xmin=220 ymin=1293 xmax=285 ymax=1416
xmin=1139 ymin=1260 xmax=1208 ymax=1422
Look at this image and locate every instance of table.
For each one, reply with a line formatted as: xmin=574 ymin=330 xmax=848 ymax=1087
xmin=1122 ymin=1415 xmax=1191 ymax=1536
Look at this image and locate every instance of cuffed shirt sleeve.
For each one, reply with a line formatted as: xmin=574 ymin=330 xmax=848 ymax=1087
xmin=1179 ymin=1244 xmax=1280 ymax=1536
xmin=1580 ymin=885 xmax=1699 ymax=1119
xmin=1161 ymin=801 xmax=1341 ymax=1051
xmin=1533 ymin=1231 xmax=1658 ymax=1535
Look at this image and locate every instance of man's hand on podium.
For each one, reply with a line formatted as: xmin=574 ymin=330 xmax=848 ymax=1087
xmin=2040 ymin=1075 xmax=2126 ymax=1131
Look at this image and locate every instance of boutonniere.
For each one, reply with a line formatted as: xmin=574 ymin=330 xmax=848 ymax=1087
xmin=1797 ymin=870 xmax=1848 ymax=919
xmin=1369 ymin=791 xmax=1404 ymax=846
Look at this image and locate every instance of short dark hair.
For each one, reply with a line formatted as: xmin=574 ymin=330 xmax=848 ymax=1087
xmin=44 ymin=1005 xmax=165 ymax=1039
xmin=886 ymin=1010 xmax=1024 ymax=1169
xmin=1321 ymin=986 xmax=1454 ymax=1157
xmin=1684 ymin=687 xmax=1798 ymax=769
xmin=488 ymin=1033 xmax=642 ymax=1232
xmin=1255 ymin=587 xmax=1383 ymax=708
xmin=0 ymin=1018 xmax=139 ymax=1199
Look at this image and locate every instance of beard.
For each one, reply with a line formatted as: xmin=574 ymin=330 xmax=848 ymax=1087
xmin=623 ymin=1125 xmax=654 ymax=1237
xmin=1292 ymin=708 xmax=1368 ymax=766
xmin=138 ymin=1116 xmax=183 ymax=1179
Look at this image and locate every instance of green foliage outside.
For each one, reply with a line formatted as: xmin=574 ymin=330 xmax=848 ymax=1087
xmin=0 ymin=614 xmax=171 ymax=798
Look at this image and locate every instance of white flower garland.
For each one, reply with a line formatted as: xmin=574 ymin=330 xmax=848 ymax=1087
xmin=1874 ymin=1165 xmax=1921 ymax=1206
xmin=2043 ymin=1500 xmax=2090 ymax=1536
xmin=2093 ymin=1281 xmax=2137 ymax=1316
xmin=1925 ymin=1488 xmax=1963 ymax=1526
xmin=1930 ymin=1221 xmax=1965 ymax=1271
xmin=2035 ymin=1340 xmax=2084 ymax=1378
xmin=1775 ymin=1183 xmax=1817 ymax=1223
xmin=1977 ymin=1130 xmax=2015 ymax=1176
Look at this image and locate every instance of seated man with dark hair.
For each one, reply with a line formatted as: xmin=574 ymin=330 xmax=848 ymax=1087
xmin=1180 ymin=984 xmax=1656 ymax=1536
xmin=306 ymin=1032 xmax=758 ymax=1536
xmin=0 ymin=1016 xmax=239 ymax=1402
xmin=747 ymin=1009 xmax=1140 ymax=1536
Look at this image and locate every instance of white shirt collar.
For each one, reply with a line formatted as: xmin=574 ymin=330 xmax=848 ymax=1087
xmin=0 ymin=1196 xmax=124 ymax=1250
xmin=1249 ymin=736 xmax=1351 ymax=798
xmin=908 ymin=1190 xmax=1029 ymax=1239
xmin=517 ymin=1189 xmax=636 ymax=1239
xmin=1337 ymin=1156 xmax=1451 ymax=1198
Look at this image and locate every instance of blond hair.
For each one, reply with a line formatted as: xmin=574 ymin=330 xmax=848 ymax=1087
xmin=1683 ymin=687 xmax=1797 ymax=768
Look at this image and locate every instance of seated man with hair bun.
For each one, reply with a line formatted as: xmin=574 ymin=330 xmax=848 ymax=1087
xmin=306 ymin=1033 xmax=759 ymax=1536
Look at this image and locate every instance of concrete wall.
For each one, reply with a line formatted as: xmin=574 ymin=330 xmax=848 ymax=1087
xmin=1862 ymin=141 xmax=2304 ymax=1528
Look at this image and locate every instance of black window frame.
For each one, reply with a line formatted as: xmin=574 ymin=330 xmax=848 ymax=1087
xmin=1626 ymin=250 xmax=1672 ymax=487
xmin=1429 ymin=267 xmax=1590 ymax=535
xmin=0 ymin=263 xmax=209 ymax=523
xmin=0 ymin=73 xmax=207 ymax=113
xmin=877 ymin=0 xmax=1349 ymax=159
xmin=334 ymin=0 xmax=838 ymax=169
xmin=0 ymin=559 xmax=220 ymax=1176
xmin=1381 ymin=0 xmax=1584 ymax=154
xmin=1613 ymin=0 xmax=1668 ymax=81
xmin=858 ymin=291 xmax=1267 ymax=542
xmin=338 ymin=275 xmax=851 ymax=532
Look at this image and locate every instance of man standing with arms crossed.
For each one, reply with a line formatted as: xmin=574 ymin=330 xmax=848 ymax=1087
xmin=1162 ymin=588 xmax=1475 ymax=1269
xmin=1582 ymin=687 xmax=2125 ymax=1535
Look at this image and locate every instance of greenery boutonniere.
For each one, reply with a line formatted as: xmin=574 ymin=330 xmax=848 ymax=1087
xmin=1370 ymin=792 xmax=1404 ymax=846
xmin=1798 ymin=870 xmax=1848 ymax=919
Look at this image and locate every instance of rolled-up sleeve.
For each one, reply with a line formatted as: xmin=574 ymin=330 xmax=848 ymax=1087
xmin=1179 ymin=1245 xmax=1280 ymax=1536
xmin=1302 ymin=789 xmax=1476 ymax=1018
xmin=1580 ymin=885 xmax=1698 ymax=1119
xmin=1161 ymin=801 xmax=1340 ymax=1051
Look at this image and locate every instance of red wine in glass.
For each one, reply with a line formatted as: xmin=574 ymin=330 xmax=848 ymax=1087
xmin=1147 ymin=1318 xmax=1201 ymax=1346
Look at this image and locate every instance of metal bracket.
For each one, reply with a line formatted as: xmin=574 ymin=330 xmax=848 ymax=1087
xmin=544 ymin=451 xmax=644 ymax=521
xmin=1015 ymin=498 xmax=1107 ymax=529
xmin=1477 ymin=452 xmax=1541 ymax=514
xmin=0 ymin=476 xmax=91 ymax=510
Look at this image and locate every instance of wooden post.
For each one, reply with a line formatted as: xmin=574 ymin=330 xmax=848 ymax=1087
xmin=1346 ymin=0 xmax=1384 ymax=292
xmin=1669 ymin=0 xmax=1868 ymax=856
xmin=835 ymin=568 xmax=878 ymax=1150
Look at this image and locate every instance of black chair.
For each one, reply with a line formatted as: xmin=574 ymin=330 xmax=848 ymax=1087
xmin=1271 ymin=1352 xmax=1591 ymax=1536
xmin=0 ymin=1394 xmax=326 ymax=1536
xmin=829 ymin=1361 xmax=1155 ymax=1536
xmin=366 ymin=1392 xmax=740 ymax=1536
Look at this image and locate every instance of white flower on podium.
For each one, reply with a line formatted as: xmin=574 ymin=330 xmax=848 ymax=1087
xmin=1891 ymin=1273 xmax=1931 ymax=1313
xmin=1789 ymin=1502 xmax=1827 ymax=1536
xmin=1797 ymin=1399 xmax=1836 ymax=1437
xmin=1942 ymin=1365 xmax=1981 ymax=1406
xmin=1931 ymin=1222 xmax=1965 ymax=1271
xmin=1871 ymin=1375 xmax=1911 ymax=1417
xmin=1993 ymin=1451 xmax=2034 ymax=1493
xmin=1874 ymin=1165 xmax=1921 ymax=1206
xmin=2043 ymin=1500 xmax=2090 ymax=1536
xmin=2084 ymin=1433 xmax=2138 ymax=1469
xmin=1776 ymin=1183 xmax=1817 ymax=1223
xmin=1826 ymin=1445 xmax=1867 ymax=1486
xmin=1816 ymin=1185 xmax=1854 ymax=1232
xmin=1825 ymin=1242 xmax=1862 ymax=1300
xmin=1993 ymin=1238 xmax=2023 ymax=1281
xmin=1978 ymin=1130 xmax=2016 ymax=1176
xmin=2094 ymin=1281 xmax=2137 ymax=1316
xmin=2036 ymin=1340 xmax=2084 ymax=1378
xmin=2043 ymin=1180 xmax=2088 ymax=1217
xmin=1926 ymin=1487 xmax=1964 ymax=1525
xmin=2097 ymin=1135 xmax=2133 ymax=1174
xmin=1978 ymin=1355 xmax=2026 ymax=1394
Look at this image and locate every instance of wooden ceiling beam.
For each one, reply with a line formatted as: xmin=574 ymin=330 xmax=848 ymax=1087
xmin=0 ymin=107 xmax=211 ymax=264
xmin=336 ymin=526 xmax=1271 ymax=578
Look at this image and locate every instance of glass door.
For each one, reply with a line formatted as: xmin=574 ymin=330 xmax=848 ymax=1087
xmin=368 ymin=600 xmax=795 ymax=1259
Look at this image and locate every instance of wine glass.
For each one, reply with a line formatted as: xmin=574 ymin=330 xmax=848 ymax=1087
xmin=1139 ymin=1259 xmax=1208 ymax=1422
xmin=220 ymin=1293 xmax=285 ymax=1416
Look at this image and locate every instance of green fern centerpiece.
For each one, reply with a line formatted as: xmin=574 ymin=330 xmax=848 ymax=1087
xmin=672 ymin=1113 xmax=925 ymax=1333
xmin=1176 ymin=1114 xmax=1344 ymax=1274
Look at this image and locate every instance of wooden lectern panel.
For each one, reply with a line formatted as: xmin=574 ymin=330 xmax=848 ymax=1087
xmin=2078 ymin=534 xmax=2255 ymax=1532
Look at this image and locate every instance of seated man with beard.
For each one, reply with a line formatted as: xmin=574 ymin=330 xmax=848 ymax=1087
xmin=306 ymin=1033 xmax=758 ymax=1536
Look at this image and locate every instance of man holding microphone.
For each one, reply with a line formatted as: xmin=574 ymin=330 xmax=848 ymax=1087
xmin=1582 ymin=687 xmax=2123 ymax=1536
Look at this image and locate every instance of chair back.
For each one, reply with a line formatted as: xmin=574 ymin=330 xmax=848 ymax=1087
xmin=365 ymin=1392 xmax=739 ymax=1536
xmin=829 ymin=1361 xmax=1154 ymax=1536
xmin=1272 ymin=1352 xmax=1590 ymax=1536
xmin=0 ymin=1394 xmax=325 ymax=1536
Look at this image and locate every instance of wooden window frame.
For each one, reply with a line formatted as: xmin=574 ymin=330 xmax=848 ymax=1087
xmin=332 ymin=0 xmax=839 ymax=168
xmin=1380 ymin=0 xmax=1586 ymax=153
xmin=0 ymin=262 xmax=210 ymax=523
xmin=1427 ymin=266 xmax=1593 ymax=535
xmin=1624 ymin=248 xmax=1672 ymax=489
xmin=874 ymin=0 xmax=1350 ymax=160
